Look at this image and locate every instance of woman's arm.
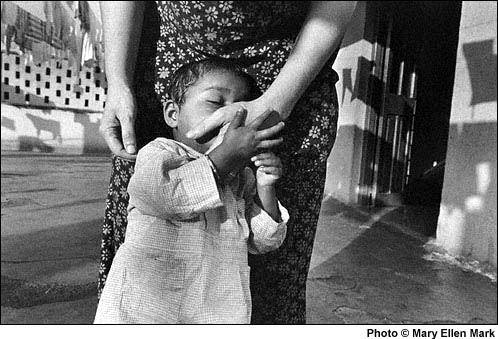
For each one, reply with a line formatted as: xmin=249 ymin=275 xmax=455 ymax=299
xmin=260 ymin=1 xmax=357 ymax=119
xmin=186 ymin=1 xmax=357 ymax=139
xmin=99 ymin=1 xmax=145 ymax=159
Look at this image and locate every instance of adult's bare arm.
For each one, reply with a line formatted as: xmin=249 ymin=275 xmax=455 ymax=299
xmin=186 ymin=1 xmax=357 ymax=140
xmin=260 ymin=1 xmax=357 ymax=119
xmin=99 ymin=1 xmax=145 ymax=159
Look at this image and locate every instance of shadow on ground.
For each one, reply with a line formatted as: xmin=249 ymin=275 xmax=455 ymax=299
xmin=1 ymin=219 xmax=102 ymax=309
xmin=307 ymin=198 xmax=497 ymax=324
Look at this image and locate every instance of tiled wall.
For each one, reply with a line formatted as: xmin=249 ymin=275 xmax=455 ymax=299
xmin=1 ymin=52 xmax=107 ymax=112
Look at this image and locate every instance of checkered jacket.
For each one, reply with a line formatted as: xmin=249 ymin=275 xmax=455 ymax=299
xmin=94 ymin=138 xmax=288 ymax=324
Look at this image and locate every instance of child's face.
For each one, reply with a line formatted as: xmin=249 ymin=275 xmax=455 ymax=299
xmin=174 ymin=70 xmax=251 ymax=153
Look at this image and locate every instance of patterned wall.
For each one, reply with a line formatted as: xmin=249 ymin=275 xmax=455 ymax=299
xmin=1 ymin=52 xmax=106 ymax=112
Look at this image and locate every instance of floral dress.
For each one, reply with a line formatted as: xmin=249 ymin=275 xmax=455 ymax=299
xmin=99 ymin=1 xmax=340 ymax=324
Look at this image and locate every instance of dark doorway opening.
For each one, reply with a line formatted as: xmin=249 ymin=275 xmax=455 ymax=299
xmin=366 ymin=1 xmax=462 ymax=235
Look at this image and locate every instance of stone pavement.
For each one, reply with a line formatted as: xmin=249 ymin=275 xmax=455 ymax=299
xmin=307 ymin=198 xmax=497 ymax=324
xmin=1 ymin=152 xmax=496 ymax=324
xmin=1 ymin=152 xmax=108 ymax=324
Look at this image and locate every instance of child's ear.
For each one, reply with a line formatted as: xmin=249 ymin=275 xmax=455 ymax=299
xmin=163 ymin=100 xmax=179 ymax=128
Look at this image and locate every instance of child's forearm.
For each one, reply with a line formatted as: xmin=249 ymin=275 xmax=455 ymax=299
xmin=207 ymin=144 xmax=240 ymax=181
xmin=257 ymin=185 xmax=281 ymax=222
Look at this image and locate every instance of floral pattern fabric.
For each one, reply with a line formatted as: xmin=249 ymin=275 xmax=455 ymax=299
xmin=153 ymin=1 xmax=313 ymax=102
xmin=99 ymin=1 xmax=340 ymax=324
xmin=98 ymin=156 xmax=134 ymax=297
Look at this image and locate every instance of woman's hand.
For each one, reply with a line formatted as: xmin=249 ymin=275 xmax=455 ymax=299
xmin=186 ymin=1 xmax=356 ymax=144
xmin=99 ymin=1 xmax=145 ymax=160
xmin=186 ymin=98 xmax=278 ymax=141
xmin=99 ymin=84 xmax=138 ymax=160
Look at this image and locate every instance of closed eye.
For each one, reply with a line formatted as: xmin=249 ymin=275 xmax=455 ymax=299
xmin=206 ymin=100 xmax=224 ymax=106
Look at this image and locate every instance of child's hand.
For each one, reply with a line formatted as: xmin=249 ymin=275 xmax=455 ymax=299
xmin=252 ymin=152 xmax=283 ymax=187
xmin=221 ymin=107 xmax=284 ymax=161
xmin=208 ymin=107 xmax=285 ymax=180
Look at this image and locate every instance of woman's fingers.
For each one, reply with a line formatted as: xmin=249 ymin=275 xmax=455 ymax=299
xmin=120 ymin=115 xmax=137 ymax=154
xmin=99 ymin=111 xmax=137 ymax=160
xmin=99 ymin=86 xmax=137 ymax=159
xmin=186 ymin=113 xmax=221 ymax=139
xmin=101 ymin=124 xmax=125 ymax=156
xmin=186 ymin=105 xmax=240 ymax=139
xmin=187 ymin=104 xmax=282 ymax=140
xmin=247 ymin=108 xmax=276 ymax=130
xmin=255 ymin=121 xmax=285 ymax=140
xmin=256 ymin=138 xmax=284 ymax=149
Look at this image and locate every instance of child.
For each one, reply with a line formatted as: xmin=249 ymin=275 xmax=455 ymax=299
xmin=94 ymin=59 xmax=288 ymax=324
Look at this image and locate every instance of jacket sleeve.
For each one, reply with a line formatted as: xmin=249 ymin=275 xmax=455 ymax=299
xmin=242 ymin=169 xmax=289 ymax=254
xmin=127 ymin=141 xmax=223 ymax=220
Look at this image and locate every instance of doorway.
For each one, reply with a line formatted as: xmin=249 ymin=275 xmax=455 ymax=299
xmin=363 ymin=1 xmax=462 ymax=234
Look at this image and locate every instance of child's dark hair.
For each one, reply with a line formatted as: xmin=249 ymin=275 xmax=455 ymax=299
xmin=168 ymin=58 xmax=261 ymax=105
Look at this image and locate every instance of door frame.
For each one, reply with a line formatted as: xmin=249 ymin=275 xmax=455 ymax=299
xmin=357 ymin=1 xmax=391 ymax=206
xmin=357 ymin=1 xmax=461 ymax=207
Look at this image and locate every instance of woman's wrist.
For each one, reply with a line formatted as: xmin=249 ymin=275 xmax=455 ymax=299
xmin=107 ymin=78 xmax=134 ymax=92
xmin=256 ymin=93 xmax=293 ymax=121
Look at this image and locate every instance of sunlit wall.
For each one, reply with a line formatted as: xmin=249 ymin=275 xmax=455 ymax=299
xmin=436 ymin=1 xmax=497 ymax=267
xmin=325 ymin=1 xmax=373 ymax=203
xmin=1 ymin=1 xmax=106 ymax=154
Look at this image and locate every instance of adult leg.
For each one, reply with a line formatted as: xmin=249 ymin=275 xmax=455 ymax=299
xmin=249 ymin=158 xmax=328 ymax=324
xmin=249 ymin=70 xmax=339 ymax=324
xmin=97 ymin=157 xmax=135 ymax=298
xmin=97 ymin=2 xmax=164 ymax=298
